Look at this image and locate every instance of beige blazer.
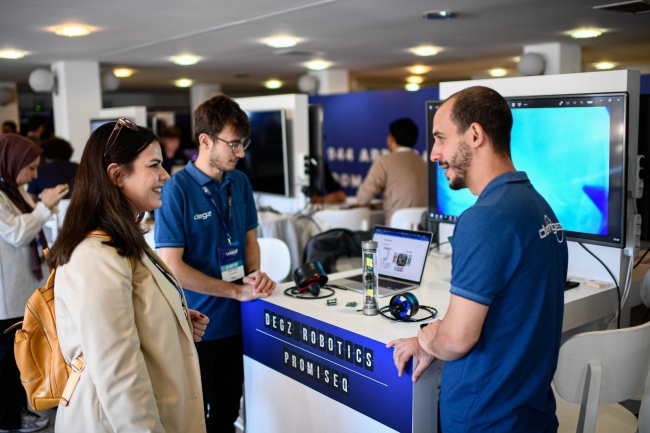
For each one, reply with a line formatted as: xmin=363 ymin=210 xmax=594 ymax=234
xmin=54 ymin=236 xmax=206 ymax=433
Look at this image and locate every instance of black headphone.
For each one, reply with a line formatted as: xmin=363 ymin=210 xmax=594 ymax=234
xmin=284 ymin=261 xmax=335 ymax=299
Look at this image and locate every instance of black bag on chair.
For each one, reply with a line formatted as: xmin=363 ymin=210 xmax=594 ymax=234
xmin=302 ymin=228 xmax=367 ymax=274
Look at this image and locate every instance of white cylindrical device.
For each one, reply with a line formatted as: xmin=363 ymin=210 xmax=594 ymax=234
xmin=362 ymin=240 xmax=379 ymax=316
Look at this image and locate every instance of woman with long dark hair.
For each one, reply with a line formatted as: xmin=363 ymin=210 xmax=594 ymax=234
xmin=48 ymin=120 xmax=208 ymax=432
xmin=0 ymin=133 xmax=67 ymax=433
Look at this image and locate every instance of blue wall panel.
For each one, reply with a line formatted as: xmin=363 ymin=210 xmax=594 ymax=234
xmin=309 ymin=87 xmax=439 ymax=196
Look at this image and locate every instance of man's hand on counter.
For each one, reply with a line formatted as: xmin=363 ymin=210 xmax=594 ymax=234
xmin=243 ymin=270 xmax=277 ymax=296
xmin=386 ymin=336 xmax=437 ymax=383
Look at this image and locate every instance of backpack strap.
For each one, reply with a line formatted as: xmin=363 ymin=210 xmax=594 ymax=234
xmin=59 ymin=356 xmax=85 ymax=407
xmin=58 ymin=230 xmax=134 ymax=407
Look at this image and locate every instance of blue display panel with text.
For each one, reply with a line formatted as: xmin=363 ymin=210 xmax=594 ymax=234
xmin=242 ymin=300 xmax=413 ymax=433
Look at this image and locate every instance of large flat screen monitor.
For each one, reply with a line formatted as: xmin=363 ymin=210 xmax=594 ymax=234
xmin=426 ymin=92 xmax=628 ymax=248
xmin=90 ymin=118 xmax=120 ymax=132
xmin=237 ymin=109 xmax=290 ymax=197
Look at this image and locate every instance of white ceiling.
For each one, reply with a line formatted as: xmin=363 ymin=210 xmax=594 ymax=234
xmin=1 ymin=0 xmax=649 ymax=94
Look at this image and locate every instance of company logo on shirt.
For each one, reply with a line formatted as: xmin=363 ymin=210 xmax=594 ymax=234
xmin=539 ymin=215 xmax=564 ymax=243
xmin=194 ymin=211 xmax=212 ymax=220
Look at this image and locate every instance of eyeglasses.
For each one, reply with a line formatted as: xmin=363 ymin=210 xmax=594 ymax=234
xmin=209 ymin=134 xmax=251 ymax=154
xmin=104 ymin=118 xmax=140 ymax=158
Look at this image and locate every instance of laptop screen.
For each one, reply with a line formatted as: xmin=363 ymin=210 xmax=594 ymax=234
xmin=372 ymin=226 xmax=432 ymax=284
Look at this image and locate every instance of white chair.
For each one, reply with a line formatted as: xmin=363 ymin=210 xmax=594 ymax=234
xmin=312 ymin=208 xmax=370 ymax=231
xmin=389 ymin=207 xmax=427 ymax=230
xmin=258 ymin=237 xmax=292 ymax=283
xmin=553 ymin=319 xmax=650 ymax=433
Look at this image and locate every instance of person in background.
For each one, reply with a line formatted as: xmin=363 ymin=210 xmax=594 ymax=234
xmin=156 ymin=95 xmax=276 ymax=433
xmin=25 ymin=116 xmax=47 ymax=147
xmin=0 ymin=133 xmax=67 ymax=433
xmin=310 ymin=161 xmax=346 ymax=204
xmin=1 ymin=121 xmax=17 ymax=135
xmin=49 ymin=119 xmax=208 ymax=432
xmin=355 ymin=117 xmax=427 ymax=224
xmin=160 ymin=126 xmax=189 ymax=174
xmin=387 ymin=86 xmax=568 ymax=432
xmin=27 ymin=138 xmax=79 ymax=201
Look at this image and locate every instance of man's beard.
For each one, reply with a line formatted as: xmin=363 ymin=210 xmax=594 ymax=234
xmin=209 ymin=149 xmax=238 ymax=173
xmin=447 ymin=139 xmax=472 ymax=191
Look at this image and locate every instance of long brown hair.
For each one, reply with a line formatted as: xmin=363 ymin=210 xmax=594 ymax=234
xmin=47 ymin=122 xmax=158 ymax=267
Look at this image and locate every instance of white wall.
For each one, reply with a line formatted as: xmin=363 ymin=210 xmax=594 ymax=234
xmin=438 ymin=70 xmax=641 ymax=294
xmin=0 ymin=82 xmax=19 ymax=131
xmin=235 ymin=94 xmax=309 ymax=214
xmin=52 ymin=61 xmax=102 ymax=161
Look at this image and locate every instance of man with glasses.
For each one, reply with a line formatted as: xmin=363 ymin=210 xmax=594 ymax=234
xmin=155 ymin=95 xmax=276 ymax=433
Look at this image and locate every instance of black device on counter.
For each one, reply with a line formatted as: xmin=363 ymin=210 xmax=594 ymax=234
xmin=284 ymin=261 xmax=336 ymax=299
xmin=379 ymin=293 xmax=438 ymax=323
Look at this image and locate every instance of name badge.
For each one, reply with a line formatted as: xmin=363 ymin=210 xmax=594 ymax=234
xmin=218 ymin=242 xmax=245 ymax=283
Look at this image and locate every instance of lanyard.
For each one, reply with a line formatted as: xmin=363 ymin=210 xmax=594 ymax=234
xmin=202 ymin=183 xmax=233 ymax=245
xmin=144 ymin=251 xmax=188 ymax=319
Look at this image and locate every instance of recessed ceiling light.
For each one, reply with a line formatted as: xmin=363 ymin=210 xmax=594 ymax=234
xmin=405 ymin=83 xmax=420 ymax=92
xmin=265 ymin=37 xmax=299 ymax=48
xmin=113 ymin=68 xmax=133 ymax=78
xmin=174 ymin=78 xmax=193 ymax=88
xmin=422 ymin=10 xmax=457 ymax=20
xmin=265 ymin=79 xmax=283 ymax=89
xmin=305 ymin=60 xmax=331 ymax=70
xmin=409 ymin=65 xmax=431 ymax=75
xmin=410 ymin=46 xmax=440 ymax=57
xmin=54 ymin=25 xmax=91 ymax=37
xmin=489 ymin=68 xmax=508 ymax=77
xmin=0 ymin=49 xmax=26 ymax=59
xmin=569 ymin=28 xmax=603 ymax=39
xmin=407 ymin=76 xmax=424 ymax=84
xmin=594 ymin=61 xmax=616 ymax=70
xmin=172 ymin=55 xmax=200 ymax=66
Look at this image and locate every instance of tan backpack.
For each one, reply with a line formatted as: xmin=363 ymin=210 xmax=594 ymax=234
xmin=7 ymin=231 xmax=131 ymax=410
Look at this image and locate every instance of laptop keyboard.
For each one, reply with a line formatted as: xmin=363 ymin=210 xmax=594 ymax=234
xmin=347 ymin=274 xmax=413 ymax=290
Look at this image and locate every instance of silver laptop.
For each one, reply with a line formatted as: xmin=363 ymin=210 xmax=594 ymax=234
xmin=329 ymin=226 xmax=433 ymax=297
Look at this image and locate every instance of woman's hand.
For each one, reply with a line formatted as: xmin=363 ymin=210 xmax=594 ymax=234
xmin=41 ymin=184 xmax=69 ymax=209
xmin=188 ymin=309 xmax=209 ymax=342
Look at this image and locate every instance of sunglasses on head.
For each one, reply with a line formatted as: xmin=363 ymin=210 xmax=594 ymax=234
xmin=103 ymin=118 xmax=140 ymax=159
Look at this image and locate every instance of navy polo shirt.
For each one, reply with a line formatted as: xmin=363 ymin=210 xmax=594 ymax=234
xmin=440 ymin=171 xmax=568 ymax=433
xmin=154 ymin=162 xmax=258 ymax=340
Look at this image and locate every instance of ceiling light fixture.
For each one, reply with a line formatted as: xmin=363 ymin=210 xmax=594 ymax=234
xmin=113 ymin=68 xmax=133 ymax=78
xmin=489 ymin=68 xmax=508 ymax=77
xmin=0 ymin=49 xmax=26 ymax=59
xmin=409 ymin=65 xmax=431 ymax=75
xmin=407 ymin=76 xmax=424 ymax=84
xmin=422 ymin=10 xmax=457 ymax=20
xmin=305 ymin=60 xmax=331 ymax=70
xmin=265 ymin=79 xmax=283 ymax=89
xmin=595 ymin=61 xmax=616 ymax=70
xmin=405 ymin=83 xmax=420 ymax=92
xmin=174 ymin=78 xmax=193 ymax=88
xmin=410 ymin=46 xmax=440 ymax=57
xmin=54 ymin=25 xmax=91 ymax=37
xmin=172 ymin=55 xmax=200 ymax=66
xmin=569 ymin=28 xmax=603 ymax=39
xmin=265 ymin=36 xmax=299 ymax=48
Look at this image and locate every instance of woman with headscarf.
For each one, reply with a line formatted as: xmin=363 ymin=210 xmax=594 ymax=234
xmin=0 ymin=133 xmax=68 ymax=432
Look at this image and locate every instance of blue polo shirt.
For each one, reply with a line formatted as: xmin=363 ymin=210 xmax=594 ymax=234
xmin=154 ymin=162 xmax=258 ymax=340
xmin=440 ymin=171 xmax=568 ymax=433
